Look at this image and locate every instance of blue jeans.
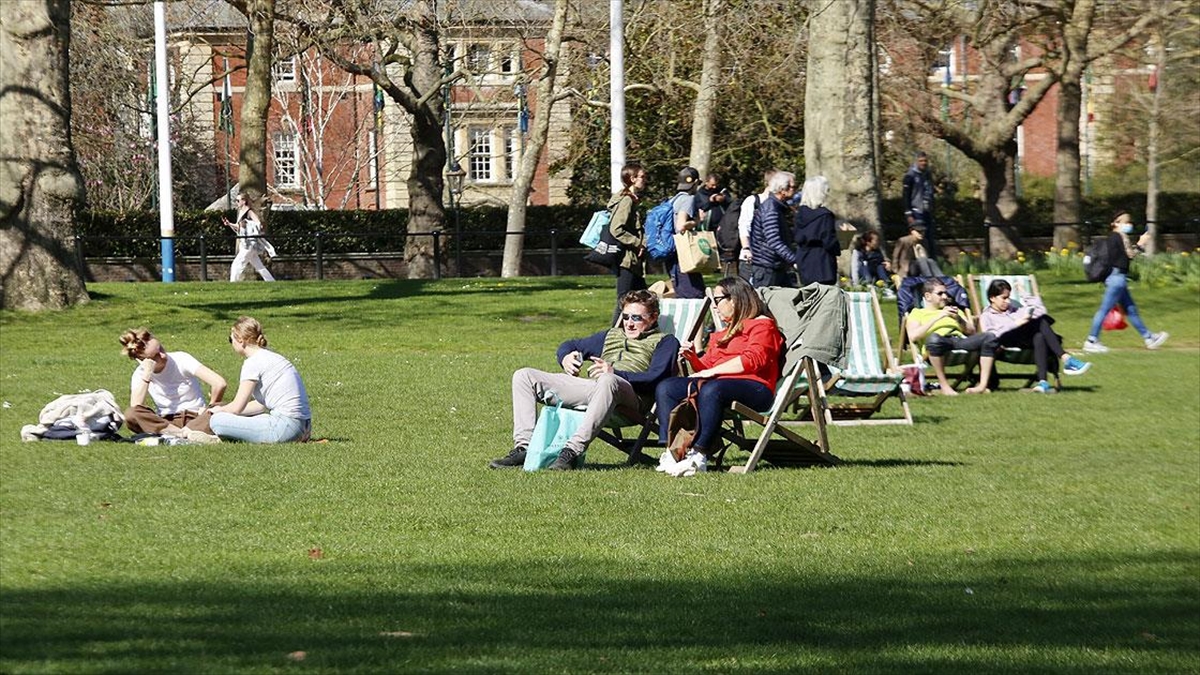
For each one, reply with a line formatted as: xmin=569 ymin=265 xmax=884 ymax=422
xmin=211 ymin=410 xmax=310 ymax=443
xmin=656 ymin=377 xmax=775 ymax=453
xmin=1088 ymin=271 xmax=1151 ymax=340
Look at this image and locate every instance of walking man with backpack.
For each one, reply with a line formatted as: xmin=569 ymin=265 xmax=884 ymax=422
xmin=1083 ymin=210 xmax=1168 ymax=353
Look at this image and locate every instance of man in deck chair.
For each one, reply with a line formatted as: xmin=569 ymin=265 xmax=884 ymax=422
xmin=907 ymin=278 xmax=997 ymax=396
xmin=490 ymin=290 xmax=681 ymax=471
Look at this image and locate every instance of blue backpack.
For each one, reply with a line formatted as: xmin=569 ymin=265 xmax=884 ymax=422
xmin=644 ymin=197 xmax=678 ymax=260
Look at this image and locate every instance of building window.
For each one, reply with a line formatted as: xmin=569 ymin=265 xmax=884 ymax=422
xmin=468 ymin=127 xmax=492 ymax=181
xmin=273 ymin=131 xmax=299 ymax=188
xmin=272 ymin=56 xmax=297 ymax=83
xmin=504 ymin=129 xmax=518 ymax=181
xmin=467 ymin=44 xmax=491 ymax=73
xmin=368 ymin=130 xmax=379 ymax=189
xmin=500 ymin=48 xmax=519 ymax=75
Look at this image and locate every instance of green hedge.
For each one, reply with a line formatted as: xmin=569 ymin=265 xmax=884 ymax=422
xmin=75 ymin=194 xmax=1198 ymax=258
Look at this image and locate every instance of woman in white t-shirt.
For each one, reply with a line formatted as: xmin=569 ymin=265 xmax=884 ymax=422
xmin=119 ymin=328 xmax=227 ymax=438
xmin=210 ymin=316 xmax=312 ymax=443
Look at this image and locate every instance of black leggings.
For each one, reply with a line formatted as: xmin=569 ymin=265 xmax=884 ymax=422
xmin=997 ymin=316 xmax=1064 ymax=381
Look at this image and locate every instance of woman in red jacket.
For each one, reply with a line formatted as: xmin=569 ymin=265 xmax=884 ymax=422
xmin=655 ymin=276 xmax=784 ymax=476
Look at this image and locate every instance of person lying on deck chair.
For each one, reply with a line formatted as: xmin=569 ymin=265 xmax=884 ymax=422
xmin=490 ymin=290 xmax=681 ymax=471
xmin=906 ymin=279 xmax=997 ymax=396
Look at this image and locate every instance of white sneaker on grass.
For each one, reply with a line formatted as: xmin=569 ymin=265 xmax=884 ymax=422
xmin=656 ymin=450 xmax=678 ymax=473
xmin=1145 ymin=332 xmax=1169 ymax=350
xmin=667 ymin=449 xmax=707 ymax=477
xmin=1082 ymin=339 xmax=1109 ymax=354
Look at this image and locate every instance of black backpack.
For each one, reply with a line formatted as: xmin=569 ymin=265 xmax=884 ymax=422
xmin=715 ymin=194 xmax=757 ymax=261
xmin=1083 ymin=237 xmax=1112 ymax=283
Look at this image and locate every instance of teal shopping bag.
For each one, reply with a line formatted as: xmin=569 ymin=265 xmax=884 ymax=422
xmin=523 ymin=399 xmax=587 ymax=471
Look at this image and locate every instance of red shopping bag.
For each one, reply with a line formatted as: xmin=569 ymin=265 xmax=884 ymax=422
xmin=1101 ymin=307 xmax=1127 ymax=331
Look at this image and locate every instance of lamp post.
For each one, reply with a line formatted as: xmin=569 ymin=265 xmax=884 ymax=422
xmin=447 ymin=162 xmax=466 ymax=276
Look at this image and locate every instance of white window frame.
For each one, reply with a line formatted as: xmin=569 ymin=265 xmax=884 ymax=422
xmin=272 ymin=56 xmax=297 ymax=83
xmin=467 ymin=44 xmax=492 ymax=75
xmin=468 ymin=126 xmax=493 ymax=182
xmin=272 ymin=130 xmax=300 ymax=189
xmin=504 ymin=128 xmax=519 ymax=182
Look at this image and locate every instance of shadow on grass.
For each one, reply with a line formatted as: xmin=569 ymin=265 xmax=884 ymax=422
xmin=2 ymin=552 xmax=1196 ymax=674
xmin=839 ymin=458 xmax=966 ymax=469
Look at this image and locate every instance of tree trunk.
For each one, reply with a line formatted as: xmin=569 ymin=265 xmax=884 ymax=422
xmin=501 ymin=0 xmax=569 ymax=279
xmin=238 ymin=0 xmax=274 ymax=208
xmin=1052 ymin=0 xmax=1094 ymax=250
xmin=687 ymin=0 xmax=724 ymax=177
xmin=1145 ymin=27 xmax=1164 ymax=254
xmin=803 ymin=0 xmax=880 ymax=230
xmin=402 ymin=4 xmax=446 ymax=280
xmin=0 ymin=0 xmax=88 ymax=310
xmin=981 ymin=147 xmax=1022 ymax=259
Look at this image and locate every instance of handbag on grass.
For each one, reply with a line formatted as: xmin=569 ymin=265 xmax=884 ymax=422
xmin=523 ymin=397 xmax=587 ymax=471
xmin=674 ymin=231 xmax=720 ymax=274
xmin=666 ymin=381 xmax=704 ymax=461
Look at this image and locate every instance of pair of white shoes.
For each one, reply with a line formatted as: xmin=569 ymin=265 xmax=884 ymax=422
xmin=656 ymin=449 xmax=707 ymax=477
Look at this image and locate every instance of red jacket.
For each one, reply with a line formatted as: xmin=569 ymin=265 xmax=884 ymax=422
xmin=684 ymin=316 xmax=784 ymax=390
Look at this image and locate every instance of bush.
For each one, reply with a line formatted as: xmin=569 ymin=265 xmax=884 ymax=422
xmin=75 ymin=205 xmax=598 ymax=258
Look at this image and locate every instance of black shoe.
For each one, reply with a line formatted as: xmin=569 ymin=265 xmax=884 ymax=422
xmin=489 ymin=446 xmax=527 ymax=469
xmin=546 ymin=448 xmax=579 ymax=471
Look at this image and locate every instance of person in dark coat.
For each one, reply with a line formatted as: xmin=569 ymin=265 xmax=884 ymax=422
xmin=792 ymin=175 xmax=840 ymax=285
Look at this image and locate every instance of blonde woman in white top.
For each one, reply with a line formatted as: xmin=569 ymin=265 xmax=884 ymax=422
xmin=210 ymin=316 xmax=311 ymax=443
xmin=223 ymin=193 xmax=276 ymax=282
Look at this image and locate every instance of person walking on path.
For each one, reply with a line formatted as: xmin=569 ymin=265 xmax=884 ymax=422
xmin=1083 ymin=210 xmax=1169 ymax=353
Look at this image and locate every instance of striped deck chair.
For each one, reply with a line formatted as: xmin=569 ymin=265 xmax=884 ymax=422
xmin=967 ymin=274 xmax=1061 ymax=390
xmin=592 ymin=297 xmax=712 ymax=465
xmin=719 ymin=355 xmax=838 ymax=473
xmin=819 ymin=290 xmax=912 ymax=425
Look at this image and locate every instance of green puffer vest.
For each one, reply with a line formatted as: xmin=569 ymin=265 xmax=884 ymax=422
xmin=601 ymin=326 xmax=666 ymax=373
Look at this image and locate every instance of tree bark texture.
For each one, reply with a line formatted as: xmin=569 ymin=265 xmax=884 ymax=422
xmin=0 ymin=0 xmax=88 ymax=310
xmin=687 ymin=0 xmax=724 ymax=178
xmin=803 ymin=0 xmax=880 ymax=230
xmin=501 ymin=0 xmax=569 ymax=279
xmin=1052 ymin=0 xmax=1094 ymax=250
xmin=239 ymin=0 xmax=274 ymax=207
xmin=401 ymin=3 xmax=446 ymax=280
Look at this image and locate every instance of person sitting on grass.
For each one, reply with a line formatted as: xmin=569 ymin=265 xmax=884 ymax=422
xmin=118 ymin=327 xmax=226 ymax=442
xmin=654 ymin=276 xmax=784 ymax=477
xmin=490 ymin=290 xmax=681 ymax=471
xmin=850 ymin=230 xmax=895 ymax=298
xmin=210 ymin=316 xmax=312 ymax=443
xmin=978 ymin=279 xmax=1092 ymax=394
xmin=906 ymin=279 xmax=996 ymax=396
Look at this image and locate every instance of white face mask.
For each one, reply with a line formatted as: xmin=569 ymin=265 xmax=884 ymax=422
xmin=1118 ymin=223 xmax=1134 ymax=235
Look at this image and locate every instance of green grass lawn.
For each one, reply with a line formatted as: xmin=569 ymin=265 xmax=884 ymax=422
xmin=1 ymin=276 xmax=1198 ymax=674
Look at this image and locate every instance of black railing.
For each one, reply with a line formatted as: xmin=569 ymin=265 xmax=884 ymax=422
xmin=74 ymin=228 xmax=569 ymax=281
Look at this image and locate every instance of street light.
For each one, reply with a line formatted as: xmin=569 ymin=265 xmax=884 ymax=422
xmin=447 ymin=161 xmax=466 ymax=276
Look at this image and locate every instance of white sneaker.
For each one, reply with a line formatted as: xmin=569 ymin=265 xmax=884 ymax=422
xmin=667 ymin=449 xmax=707 ymax=477
xmin=1145 ymin=332 xmax=1169 ymax=350
xmin=1082 ymin=339 xmax=1109 ymax=354
xmin=656 ymin=450 xmax=679 ymax=473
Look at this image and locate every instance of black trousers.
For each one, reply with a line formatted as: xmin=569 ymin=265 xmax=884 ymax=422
xmin=613 ymin=266 xmax=648 ymax=324
xmin=997 ymin=316 xmax=1064 ymax=381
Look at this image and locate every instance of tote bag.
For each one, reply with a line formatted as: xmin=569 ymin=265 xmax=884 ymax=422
xmin=523 ymin=398 xmax=588 ymax=471
xmin=579 ymin=209 xmax=612 ymax=249
xmin=674 ymin=231 xmax=719 ymax=274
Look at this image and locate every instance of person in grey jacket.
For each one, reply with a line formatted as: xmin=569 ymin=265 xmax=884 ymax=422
xmin=747 ymin=171 xmax=798 ymax=288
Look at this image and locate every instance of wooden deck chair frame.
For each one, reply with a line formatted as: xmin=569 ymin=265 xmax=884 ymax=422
xmin=716 ymin=355 xmax=838 ymax=473
xmin=966 ymin=273 xmax=1062 ymax=390
xmin=814 ymin=289 xmax=912 ymax=425
xmin=590 ymin=296 xmax=713 ymax=465
xmin=896 ymin=276 xmax=978 ymax=391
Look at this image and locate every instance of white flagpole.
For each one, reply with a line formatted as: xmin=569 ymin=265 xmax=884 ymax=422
xmin=609 ymin=0 xmax=625 ymax=193
xmin=153 ymin=1 xmax=176 ymax=282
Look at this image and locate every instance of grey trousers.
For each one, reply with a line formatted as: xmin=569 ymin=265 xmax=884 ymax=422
xmin=511 ymin=368 xmax=639 ymax=455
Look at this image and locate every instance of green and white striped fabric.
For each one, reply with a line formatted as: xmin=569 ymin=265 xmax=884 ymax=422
xmin=829 ymin=292 xmax=903 ymax=395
